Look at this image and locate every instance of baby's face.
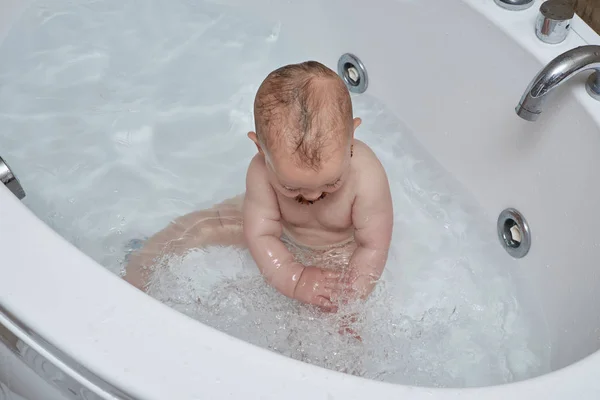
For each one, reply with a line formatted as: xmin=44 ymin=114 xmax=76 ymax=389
xmin=249 ymin=117 xmax=361 ymax=204
xmin=266 ymin=138 xmax=352 ymax=204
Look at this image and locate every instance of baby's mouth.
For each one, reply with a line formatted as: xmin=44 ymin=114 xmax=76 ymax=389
xmin=295 ymin=192 xmax=328 ymax=205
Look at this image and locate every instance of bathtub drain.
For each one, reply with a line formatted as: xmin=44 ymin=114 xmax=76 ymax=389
xmin=497 ymin=208 xmax=531 ymax=258
xmin=337 ymin=53 xmax=368 ymax=94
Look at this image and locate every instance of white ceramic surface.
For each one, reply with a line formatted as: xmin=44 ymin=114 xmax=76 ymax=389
xmin=1 ymin=0 xmax=600 ymax=399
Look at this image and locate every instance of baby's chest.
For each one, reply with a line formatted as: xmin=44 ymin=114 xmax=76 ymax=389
xmin=280 ymin=197 xmax=353 ymax=229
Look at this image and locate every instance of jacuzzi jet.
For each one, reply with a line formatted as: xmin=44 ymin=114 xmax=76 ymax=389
xmin=345 ymin=64 xmax=360 ymax=85
xmin=504 ymin=220 xmax=521 ymax=246
xmin=494 ymin=0 xmax=535 ymax=11
xmin=497 ymin=208 xmax=531 ymax=258
xmin=337 ymin=53 xmax=368 ymax=94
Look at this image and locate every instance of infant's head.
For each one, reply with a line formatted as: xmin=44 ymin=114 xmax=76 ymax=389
xmin=248 ymin=61 xmax=361 ymax=203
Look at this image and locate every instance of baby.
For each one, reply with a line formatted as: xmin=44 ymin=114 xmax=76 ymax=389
xmin=124 ymin=61 xmax=393 ymax=313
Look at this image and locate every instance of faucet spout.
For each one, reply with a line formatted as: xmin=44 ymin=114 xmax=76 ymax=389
xmin=516 ymin=45 xmax=600 ymax=121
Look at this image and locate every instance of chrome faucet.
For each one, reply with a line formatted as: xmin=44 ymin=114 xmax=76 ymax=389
xmin=535 ymin=0 xmax=574 ymax=44
xmin=0 ymin=156 xmax=25 ymax=200
xmin=516 ymin=45 xmax=600 ymax=121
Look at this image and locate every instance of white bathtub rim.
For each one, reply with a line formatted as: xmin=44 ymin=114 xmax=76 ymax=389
xmin=572 ymin=14 xmax=600 ymax=46
xmin=1 ymin=0 xmax=600 ymax=398
xmin=0 ymin=308 xmax=133 ymax=400
xmin=2 ymin=180 xmax=600 ymax=399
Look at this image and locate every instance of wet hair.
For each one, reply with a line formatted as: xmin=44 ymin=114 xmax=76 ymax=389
xmin=253 ymin=61 xmax=353 ymax=170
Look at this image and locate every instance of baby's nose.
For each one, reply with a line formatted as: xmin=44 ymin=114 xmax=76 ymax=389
xmin=302 ymin=191 xmax=323 ymax=201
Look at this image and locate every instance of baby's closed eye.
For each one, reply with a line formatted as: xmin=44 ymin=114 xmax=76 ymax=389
xmin=326 ymin=178 xmax=342 ymax=188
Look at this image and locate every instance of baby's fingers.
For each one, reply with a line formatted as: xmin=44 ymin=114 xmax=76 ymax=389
xmin=324 ymin=279 xmax=348 ymax=291
xmin=323 ymin=270 xmax=341 ymax=280
xmin=320 ymin=287 xmax=339 ymax=302
xmin=315 ymin=295 xmax=338 ymax=313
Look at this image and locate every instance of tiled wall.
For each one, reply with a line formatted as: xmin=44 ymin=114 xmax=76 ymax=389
xmin=575 ymin=0 xmax=600 ymax=33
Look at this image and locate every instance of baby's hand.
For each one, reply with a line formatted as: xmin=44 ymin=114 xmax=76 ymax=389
xmin=339 ymin=313 xmax=362 ymax=342
xmin=293 ymin=267 xmax=342 ymax=313
xmin=340 ymin=268 xmax=379 ymax=301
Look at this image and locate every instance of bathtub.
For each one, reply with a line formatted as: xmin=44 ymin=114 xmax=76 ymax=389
xmin=2 ymin=0 xmax=600 ymax=398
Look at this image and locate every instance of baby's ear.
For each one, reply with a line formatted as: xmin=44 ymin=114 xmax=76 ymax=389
xmin=247 ymin=131 xmax=264 ymax=155
xmin=352 ymin=117 xmax=362 ymax=135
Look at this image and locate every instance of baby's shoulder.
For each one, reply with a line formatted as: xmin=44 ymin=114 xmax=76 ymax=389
xmin=247 ymin=153 xmax=268 ymax=174
xmin=353 ymin=140 xmax=385 ymax=172
xmin=246 ymin=154 xmax=270 ymax=185
xmin=352 ymin=140 xmax=389 ymax=189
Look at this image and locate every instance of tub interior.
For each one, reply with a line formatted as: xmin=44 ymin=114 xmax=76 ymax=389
xmin=1 ymin=0 xmax=600 ymax=391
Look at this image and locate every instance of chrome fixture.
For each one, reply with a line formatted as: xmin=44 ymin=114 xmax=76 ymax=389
xmin=337 ymin=53 xmax=368 ymax=94
xmin=498 ymin=208 xmax=531 ymax=258
xmin=0 ymin=306 xmax=135 ymax=399
xmin=535 ymin=0 xmax=574 ymax=44
xmin=516 ymin=45 xmax=600 ymax=121
xmin=0 ymin=156 xmax=25 ymax=200
xmin=494 ymin=0 xmax=535 ymax=11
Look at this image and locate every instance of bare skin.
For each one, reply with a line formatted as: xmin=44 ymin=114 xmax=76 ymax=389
xmin=124 ymin=62 xmax=394 ymax=316
xmin=243 ymin=127 xmax=393 ymax=312
xmin=124 ymin=198 xmax=245 ymax=291
xmin=125 ymin=135 xmax=393 ymax=311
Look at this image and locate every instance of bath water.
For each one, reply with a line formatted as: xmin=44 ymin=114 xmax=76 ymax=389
xmin=0 ymin=0 xmax=551 ymax=388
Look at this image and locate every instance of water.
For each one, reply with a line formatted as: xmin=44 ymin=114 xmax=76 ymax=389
xmin=0 ymin=0 xmax=551 ymax=388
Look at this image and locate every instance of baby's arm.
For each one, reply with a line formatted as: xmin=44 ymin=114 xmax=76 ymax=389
xmin=345 ymin=148 xmax=394 ymax=300
xmin=244 ymin=156 xmax=340 ymax=311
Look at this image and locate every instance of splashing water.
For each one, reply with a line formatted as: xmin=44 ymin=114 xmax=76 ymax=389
xmin=0 ymin=0 xmax=551 ymax=388
xmin=143 ymin=99 xmax=551 ymax=387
